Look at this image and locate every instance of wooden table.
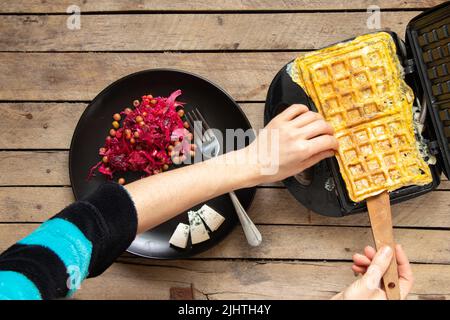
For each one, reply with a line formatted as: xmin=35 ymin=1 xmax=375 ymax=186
xmin=0 ymin=0 xmax=449 ymax=300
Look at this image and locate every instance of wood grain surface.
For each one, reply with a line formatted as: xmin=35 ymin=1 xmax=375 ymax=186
xmin=0 ymin=0 xmax=443 ymax=12
xmin=0 ymin=0 xmax=448 ymax=300
xmin=0 ymin=12 xmax=418 ymax=51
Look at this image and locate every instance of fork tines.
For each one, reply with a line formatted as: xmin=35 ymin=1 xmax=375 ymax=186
xmin=186 ymin=108 xmax=213 ymax=142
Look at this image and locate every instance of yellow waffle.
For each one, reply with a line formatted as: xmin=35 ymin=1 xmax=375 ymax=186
xmin=292 ymin=32 xmax=432 ymax=202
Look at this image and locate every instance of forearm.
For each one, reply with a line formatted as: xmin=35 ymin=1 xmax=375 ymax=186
xmin=0 ymin=104 xmax=339 ymax=299
xmin=126 ymin=148 xmax=260 ymax=233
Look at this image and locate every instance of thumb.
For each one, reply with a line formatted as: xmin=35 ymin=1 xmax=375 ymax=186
xmin=301 ymin=149 xmax=335 ymax=171
xmin=361 ymin=246 xmax=393 ymax=290
xmin=342 ymin=246 xmax=393 ymax=299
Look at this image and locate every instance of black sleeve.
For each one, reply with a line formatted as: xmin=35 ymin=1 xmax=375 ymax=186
xmin=0 ymin=182 xmax=138 ymax=299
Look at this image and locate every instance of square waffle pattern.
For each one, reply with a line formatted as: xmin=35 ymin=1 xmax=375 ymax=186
xmin=415 ymin=16 xmax=450 ymax=155
xmin=293 ymin=32 xmax=432 ymax=202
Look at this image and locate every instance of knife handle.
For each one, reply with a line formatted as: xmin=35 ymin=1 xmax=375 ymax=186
xmin=367 ymin=191 xmax=401 ymax=300
xmin=229 ymin=191 xmax=262 ymax=247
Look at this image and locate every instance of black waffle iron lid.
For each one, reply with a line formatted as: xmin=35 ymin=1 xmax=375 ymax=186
xmin=406 ymin=1 xmax=450 ymax=178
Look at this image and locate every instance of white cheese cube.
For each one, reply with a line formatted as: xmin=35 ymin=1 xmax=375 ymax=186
xmin=169 ymin=223 xmax=190 ymax=249
xmin=188 ymin=210 xmax=210 ymax=244
xmin=198 ymin=204 xmax=225 ymax=232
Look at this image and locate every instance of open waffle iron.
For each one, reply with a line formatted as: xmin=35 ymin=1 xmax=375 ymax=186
xmin=264 ymin=2 xmax=450 ymax=217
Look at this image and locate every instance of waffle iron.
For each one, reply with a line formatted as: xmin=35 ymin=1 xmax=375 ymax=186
xmin=264 ymin=2 xmax=450 ymax=217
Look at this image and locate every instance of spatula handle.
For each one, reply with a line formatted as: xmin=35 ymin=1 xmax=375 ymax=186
xmin=367 ymin=191 xmax=401 ymax=300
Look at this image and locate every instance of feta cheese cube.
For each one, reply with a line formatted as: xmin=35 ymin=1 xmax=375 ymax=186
xmin=188 ymin=210 xmax=210 ymax=244
xmin=169 ymin=223 xmax=190 ymax=249
xmin=198 ymin=204 xmax=225 ymax=232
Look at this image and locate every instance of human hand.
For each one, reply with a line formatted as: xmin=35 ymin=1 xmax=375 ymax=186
xmin=332 ymin=244 xmax=414 ymax=300
xmin=242 ymin=104 xmax=338 ymax=185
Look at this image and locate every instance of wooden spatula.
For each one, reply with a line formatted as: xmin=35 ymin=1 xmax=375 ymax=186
xmin=366 ymin=191 xmax=401 ymax=300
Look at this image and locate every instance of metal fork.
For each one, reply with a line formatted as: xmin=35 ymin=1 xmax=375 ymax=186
xmin=186 ymin=108 xmax=262 ymax=246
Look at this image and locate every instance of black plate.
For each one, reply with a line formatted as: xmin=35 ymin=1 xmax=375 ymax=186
xmin=69 ymin=69 xmax=256 ymax=258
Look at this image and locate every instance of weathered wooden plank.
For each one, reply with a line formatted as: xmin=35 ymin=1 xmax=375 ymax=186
xmin=0 ymin=12 xmax=417 ymax=51
xmin=0 ymin=103 xmax=85 ymax=149
xmin=0 ymin=103 xmax=260 ymax=149
xmin=1 ymin=101 xmax=447 ymax=187
xmin=0 ymin=0 xmax=442 ymax=13
xmin=73 ymin=259 xmax=449 ymax=300
xmin=0 ymin=224 xmax=448 ymax=263
xmin=1 ymin=186 xmax=449 ymax=228
xmin=250 ymin=188 xmax=450 ymax=226
xmin=1 ymin=150 xmax=445 ymax=188
xmin=9 ymin=52 xmax=450 ymax=106
xmin=0 ymin=151 xmax=69 ymax=185
xmin=198 ymin=225 xmax=450 ymax=263
xmin=8 ymin=52 xmax=450 ymax=105
xmin=0 ymin=187 xmax=73 ymax=221
xmin=440 ymin=180 xmax=450 ymax=189
xmin=3 ymin=103 xmax=450 ymax=190
xmin=0 ymin=52 xmax=294 ymax=101
xmin=1 ymin=101 xmax=447 ymax=182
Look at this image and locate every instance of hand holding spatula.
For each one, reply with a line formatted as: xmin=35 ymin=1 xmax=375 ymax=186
xmin=367 ymin=191 xmax=400 ymax=300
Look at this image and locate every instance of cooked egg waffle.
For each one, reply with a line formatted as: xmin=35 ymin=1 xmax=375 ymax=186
xmin=293 ymin=32 xmax=432 ymax=202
